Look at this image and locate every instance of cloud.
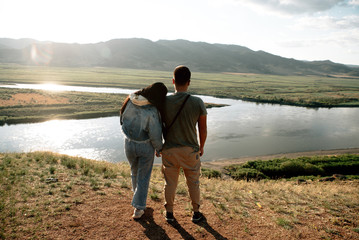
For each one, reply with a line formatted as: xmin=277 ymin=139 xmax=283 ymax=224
xmin=232 ymin=0 xmax=347 ymax=15
xmin=297 ymin=15 xmax=359 ymax=29
xmin=348 ymin=0 xmax=359 ymax=6
xmin=279 ymin=29 xmax=359 ymax=48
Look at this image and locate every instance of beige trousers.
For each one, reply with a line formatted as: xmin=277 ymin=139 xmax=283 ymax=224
xmin=162 ymin=146 xmax=201 ymax=212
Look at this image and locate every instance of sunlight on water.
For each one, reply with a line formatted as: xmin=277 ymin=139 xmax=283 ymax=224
xmin=0 ymin=84 xmax=135 ymax=95
xmin=0 ymin=85 xmax=358 ymax=162
xmin=25 ymin=120 xmax=79 ymax=148
xmin=37 ymin=83 xmax=63 ymax=91
xmin=0 ymin=117 xmax=125 ymax=162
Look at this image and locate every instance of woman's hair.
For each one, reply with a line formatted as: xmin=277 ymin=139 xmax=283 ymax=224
xmin=120 ymin=82 xmax=168 ymax=118
xmin=120 ymin=96 xmax=131 ymax=115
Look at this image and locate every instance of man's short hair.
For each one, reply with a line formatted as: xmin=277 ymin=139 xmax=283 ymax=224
xmin=173 ymin=65 xmax=191 ymax=86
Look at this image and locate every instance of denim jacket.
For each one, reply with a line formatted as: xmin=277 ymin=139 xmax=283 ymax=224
xmin=120 ymin=94 xmax=163 ymax=152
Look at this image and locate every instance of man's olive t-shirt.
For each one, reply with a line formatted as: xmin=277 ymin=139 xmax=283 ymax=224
xmin=163 ymin=92 xmax=207 ymax=151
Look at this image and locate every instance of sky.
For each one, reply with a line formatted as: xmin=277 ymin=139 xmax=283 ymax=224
xmin=0 ymin=0 xmax=358 ymax=65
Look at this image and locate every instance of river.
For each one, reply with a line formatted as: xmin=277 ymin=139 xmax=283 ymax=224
xmin=1 ymin=84 xmax=358 ymax=163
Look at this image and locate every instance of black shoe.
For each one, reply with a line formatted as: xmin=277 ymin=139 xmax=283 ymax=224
xmin=165 ymin=212 xmax=175 ymax=222
xmin=191 ymin=211 xmax=204 ymax=223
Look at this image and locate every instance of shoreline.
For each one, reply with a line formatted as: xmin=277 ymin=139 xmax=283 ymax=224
xmin=201 ymin=148 xmax=359 ymax=170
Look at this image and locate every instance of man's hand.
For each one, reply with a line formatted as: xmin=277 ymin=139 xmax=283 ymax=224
xmin=199 ymin=146 xmax=204 ymax=156
xmin=198 ymin=115 xmax=207 ymax=157
xmin=155 ymin=150 xmax=162 ymax=157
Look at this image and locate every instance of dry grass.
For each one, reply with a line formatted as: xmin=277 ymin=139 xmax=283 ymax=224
xmin=0 ymin=93 xmax=69 ymax=106
xmin=1 ymin=152 xmax=358 ymax=239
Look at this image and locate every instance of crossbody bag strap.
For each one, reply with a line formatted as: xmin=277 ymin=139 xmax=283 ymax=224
xmin=167 ymin=94 xmax=190 ymax=131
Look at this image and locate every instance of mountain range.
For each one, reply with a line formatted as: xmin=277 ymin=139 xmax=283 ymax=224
xmin=0 ymin=38 xmax=358 ymax=76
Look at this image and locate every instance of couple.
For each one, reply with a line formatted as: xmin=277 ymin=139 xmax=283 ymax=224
xmin=120 ymin=65 xmax=207 ymax=223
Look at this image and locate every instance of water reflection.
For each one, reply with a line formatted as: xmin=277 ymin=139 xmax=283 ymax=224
xmin=0 ymin=83 xmax=135 ymax=94
xmin=0 ymin=84 xmax=359 ymax=163
xmin=0 ymin=117 xmax=124 ymax=162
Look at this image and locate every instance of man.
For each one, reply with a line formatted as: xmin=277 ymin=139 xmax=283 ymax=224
xmin=161 ymin=65 xmax=207 ymax=223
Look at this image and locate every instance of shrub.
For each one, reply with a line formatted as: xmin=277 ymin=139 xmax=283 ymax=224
xmin=229 ymin=168 xmax=266 ymax=181
xmin=61 ymin=156 xmax=77 ymax=169
xmin=279 ymin=160 xmax=323 ymax=178
xmin=49 ymin=166 xmax=56 ymax=175
xmin=225 ymin=154 xmax=359 ymax=180
xmin=201 ymin=168 xmax=221 ymax=179
xmin=103 ymin=169 xmax=117 ymax=179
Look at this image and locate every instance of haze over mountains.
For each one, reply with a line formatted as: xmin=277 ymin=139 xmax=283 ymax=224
xmin=0 ymin=38 xmax=358 ymax=76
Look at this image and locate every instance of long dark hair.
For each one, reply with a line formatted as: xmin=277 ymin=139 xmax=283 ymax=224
xmin=120 ymin=82 xmax=168 ymax=119
xmin=120 ymin=96 xmax=130 ymax=115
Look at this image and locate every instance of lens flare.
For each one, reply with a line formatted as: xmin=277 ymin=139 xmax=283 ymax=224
xmin=31 ymin=43 xmax=53 ymax=65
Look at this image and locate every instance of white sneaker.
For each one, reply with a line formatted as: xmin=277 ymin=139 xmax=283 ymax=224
xmin=132 ymin=209 xmax=144 ymax=219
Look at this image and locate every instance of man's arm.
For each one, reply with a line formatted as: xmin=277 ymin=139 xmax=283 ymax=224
xmin=198 ymin=114 xmax=207 ymax=156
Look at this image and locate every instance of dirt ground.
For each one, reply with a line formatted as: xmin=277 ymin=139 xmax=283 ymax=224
xmin=40 ymin=184 xmax=358 ymax=240
xmin=35 ymin=149 xmax=359 ymax=240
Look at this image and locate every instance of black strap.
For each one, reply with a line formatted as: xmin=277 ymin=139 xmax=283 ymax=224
xmin=166 ymin=94 xmax=190 ymax=132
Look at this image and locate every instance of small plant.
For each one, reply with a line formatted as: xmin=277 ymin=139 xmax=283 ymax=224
xmin=73 ymin=199 xmax=84 ymax=205
xmin=276 ymin=218 xmax=293 ymax=229
xmin=120 ymin=171 xmax=130 ymax=178
xmin=150 ymin=193 xmax=160 ymax=201
xmin=90 ymin=179 xmax=100 ymax=191
xmin=49 ymin=166 xmax=56 ymax=175
xmin=120 ymin=181 xmax=130 ymax=189
xmin=176 ymin=183 xmax=187 ymax=195
xmin=103 ymin=169 xmax=117 ymax=179
xmin=82 ymin=168 xmax=90 ymax=176
xmin=212 ymin=201 xmax=228 ymax=212
xmin=61 ymin=156 xmax=77 ymax=169
xmin=232 ymin=207 xmax=240 ymax=214
xmin=151 ymin=185 xmax=161 ymax=193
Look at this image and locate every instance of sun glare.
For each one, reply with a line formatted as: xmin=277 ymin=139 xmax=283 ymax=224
xmin=39 ymin=83 xmax=62 ymax=91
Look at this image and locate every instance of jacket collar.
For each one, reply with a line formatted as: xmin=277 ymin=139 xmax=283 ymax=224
xmin=130 ymin=93 xmax=151 ymax=106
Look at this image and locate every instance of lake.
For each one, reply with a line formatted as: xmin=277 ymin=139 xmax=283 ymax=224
xmin=1 ymin=84 xmax=359 ymax=163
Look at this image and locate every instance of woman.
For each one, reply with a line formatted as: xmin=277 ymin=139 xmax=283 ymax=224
xmin=120 ymin=82 xmax=167 ymax=219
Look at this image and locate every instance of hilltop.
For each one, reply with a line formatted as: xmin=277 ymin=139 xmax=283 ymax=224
xmin=1 ymin=38 xmax=358 ymax=76
xmin=1 ymin=151 xmax=358 ymax=239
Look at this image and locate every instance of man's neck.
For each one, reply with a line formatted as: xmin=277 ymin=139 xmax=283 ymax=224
xmin=175 ymin=89 xmax=187 ymax=93
xmin=174 ymin=85 xmax=188 ymax=93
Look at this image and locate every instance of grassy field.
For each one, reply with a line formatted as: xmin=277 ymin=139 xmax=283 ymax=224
xmin=0 ymin=87 xmax=224 ymax=125
xmin=1 ymin=64 xmax=359 ymax=108
xmin=1 ymin=64 xmax=358 ymax=125
xmin=0 ymin=88 xmax=126 ymax=125
xmin=1 ymin=152 xmax=358 ymax=239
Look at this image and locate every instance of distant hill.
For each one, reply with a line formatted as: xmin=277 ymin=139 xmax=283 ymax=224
xmin=0 ymin=38 xmax=358 ymax=76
